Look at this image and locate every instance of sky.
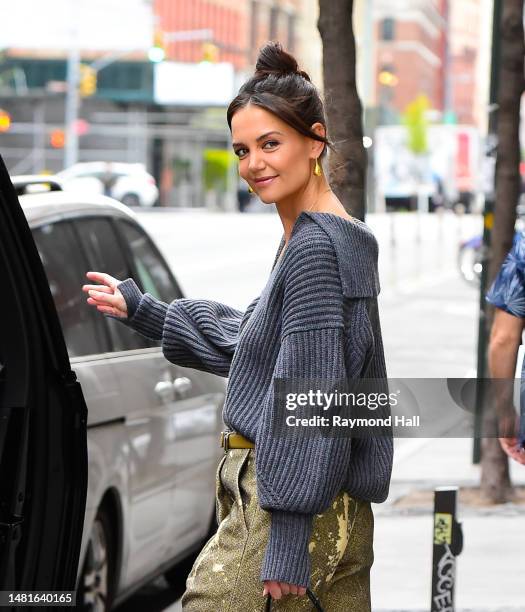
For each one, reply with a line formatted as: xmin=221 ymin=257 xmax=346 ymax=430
xmin=1 ymin=0 xmax=153 ymax=52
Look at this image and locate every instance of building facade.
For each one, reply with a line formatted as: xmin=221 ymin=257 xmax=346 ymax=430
xmin=371 ymin=0 xmax=446 ymax=122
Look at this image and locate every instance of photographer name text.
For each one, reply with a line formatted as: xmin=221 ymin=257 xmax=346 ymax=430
xmin=285 ymin=415 xmax=420 ymax=428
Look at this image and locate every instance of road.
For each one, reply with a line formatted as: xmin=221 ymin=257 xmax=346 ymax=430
xmin=115 ymin=209 xmax=483 ymax=612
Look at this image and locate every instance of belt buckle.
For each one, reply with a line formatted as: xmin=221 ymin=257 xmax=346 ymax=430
xmin=221 ymin=430 xmax=232 ymax=453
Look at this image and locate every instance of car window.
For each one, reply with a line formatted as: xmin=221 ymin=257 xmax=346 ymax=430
xmin=74 ymin=217 xmax=155 ymax=351
xmin=117 ymin=220 xmax=182 ymax=303
xmin=32 ymin=220 xmax=110 ymax=358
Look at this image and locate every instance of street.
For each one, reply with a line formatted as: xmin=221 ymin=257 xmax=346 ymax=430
xmin=113 ymin=209 xmax=525 ymax=612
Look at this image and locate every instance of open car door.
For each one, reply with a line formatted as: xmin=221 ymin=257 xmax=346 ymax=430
xmin=0 ymin=155 xmax=87 ymax=606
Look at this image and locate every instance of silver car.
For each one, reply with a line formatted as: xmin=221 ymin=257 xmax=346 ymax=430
xmin=15 ymin=177 xmax=225 ymax=610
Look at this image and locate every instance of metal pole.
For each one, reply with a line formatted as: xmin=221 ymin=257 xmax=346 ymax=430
xmin=32 ymin=101 xmax=45 ymax=174
xmin=430 ymin=487 xmax=463 ymax=611
xmin=64 ymin=0 xmax=80 ymax=169
xmin=473 ymin=0 xmax=501 ymax=464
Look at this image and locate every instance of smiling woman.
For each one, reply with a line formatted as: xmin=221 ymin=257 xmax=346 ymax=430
xmin=228 ymin=46 xmax=333 ymax=218
xmin=85 ymin=40 xmax=392 ymax=612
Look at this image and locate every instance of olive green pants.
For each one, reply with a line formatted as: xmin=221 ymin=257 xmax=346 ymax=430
xmin=181 ymin=449 xmax=374 ymax=611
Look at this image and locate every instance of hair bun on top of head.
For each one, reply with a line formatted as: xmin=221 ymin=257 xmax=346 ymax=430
xmin=255 ymin=41 xmax=311 ymax=81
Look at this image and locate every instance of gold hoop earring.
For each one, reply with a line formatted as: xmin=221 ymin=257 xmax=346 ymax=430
xmin=314 ymin=158 xmax=322 ymax=176
xmin=248 ymin=185 xmax=254 ymax=193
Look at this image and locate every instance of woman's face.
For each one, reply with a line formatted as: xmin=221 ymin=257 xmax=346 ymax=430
xmin=231 ymin=104 xmax=324 ymax=204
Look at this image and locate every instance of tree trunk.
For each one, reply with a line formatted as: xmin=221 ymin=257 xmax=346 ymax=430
xmin=318 ymin=0 xmax=366 ymax=221
xmin=481 ymin=0 xmax=525 ymax=502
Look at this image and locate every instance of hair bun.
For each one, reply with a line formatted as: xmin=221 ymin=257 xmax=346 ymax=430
xmin=255 ymin=41 xmax=311 ymax=81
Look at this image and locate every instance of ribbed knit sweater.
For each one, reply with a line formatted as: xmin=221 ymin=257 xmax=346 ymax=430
xmin=113 ymin=210 xmax=393 ymax=589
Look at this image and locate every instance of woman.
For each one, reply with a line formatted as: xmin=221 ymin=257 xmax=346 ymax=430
xmin=82 ymin=42 xmax=393 ymax=611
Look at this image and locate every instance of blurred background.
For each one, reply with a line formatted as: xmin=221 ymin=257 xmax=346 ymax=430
xmin=0 ymin=0 xmax=507 ymax=214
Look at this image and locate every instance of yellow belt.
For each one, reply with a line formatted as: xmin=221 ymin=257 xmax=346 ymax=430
xmin=220 ymin=430 xmax=255 ymax=452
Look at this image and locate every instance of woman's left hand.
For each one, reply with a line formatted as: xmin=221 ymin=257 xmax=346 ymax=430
xmin=262 ymin=580 xmax=306 ymax=599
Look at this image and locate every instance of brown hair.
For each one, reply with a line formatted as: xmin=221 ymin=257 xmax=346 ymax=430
xmin=226 ymin=41 xmax=332 ymax=158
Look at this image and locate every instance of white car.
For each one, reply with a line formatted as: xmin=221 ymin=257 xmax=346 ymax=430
xmin=56 ymin=162 xmax=159 ymax=208
xmin=10 ymin=175 xmax=224 ymax=610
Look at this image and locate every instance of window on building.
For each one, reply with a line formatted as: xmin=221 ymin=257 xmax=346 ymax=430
xmin=381 ymin=17 xmax=395 ymax=41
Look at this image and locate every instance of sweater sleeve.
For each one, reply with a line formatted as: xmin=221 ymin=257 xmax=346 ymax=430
xmin=255 ymin=237 xmax=375 ymax=588
xmin=114 ymin=277 xmax=249 ymax=377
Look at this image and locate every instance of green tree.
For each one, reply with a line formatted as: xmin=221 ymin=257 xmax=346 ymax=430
xmin=402 ymin=95 xmax=429 ymax=155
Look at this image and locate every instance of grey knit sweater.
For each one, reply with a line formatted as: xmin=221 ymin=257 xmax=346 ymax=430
xmin=114 ymin=210 xmax=393 ymax=589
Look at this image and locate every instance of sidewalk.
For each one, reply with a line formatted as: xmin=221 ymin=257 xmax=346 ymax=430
xmin=371 ymin=436 xmax=525 ymax=612
xmin=370 ymin=212 xmax=525 ymax=611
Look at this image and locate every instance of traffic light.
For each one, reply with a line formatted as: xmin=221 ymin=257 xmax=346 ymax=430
xmin=378 ymin=70 xmax=398 ymax=87
xmin=148 ymin=31 xmax=166 ymax=63
xmin=0 ymin=109 xmax=11 ymax=132
xmin=79 ymin=64 xmax=97 ymax=97
xmin=201 ymin=42 xmax=218 ymax=63
xmin=50 ymin=129 xmax=66 ymax=149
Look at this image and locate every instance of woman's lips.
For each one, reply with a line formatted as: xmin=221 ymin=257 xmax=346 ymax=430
xmin=254 ymin=176 xmax=278 ymax=187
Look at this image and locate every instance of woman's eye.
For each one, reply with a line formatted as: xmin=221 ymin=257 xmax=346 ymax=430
xmin=235 ymin=148 xmax=247 ymax=158
xmin=263 ymin=140 xmax=279 ymax=149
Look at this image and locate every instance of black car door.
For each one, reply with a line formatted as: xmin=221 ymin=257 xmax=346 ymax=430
xmin=0 ymin=155 xmax=87 ymax=606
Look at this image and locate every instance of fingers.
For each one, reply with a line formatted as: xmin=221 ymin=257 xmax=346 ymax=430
xmin=88 ymin=300 xmax=124 ymax=318
xmin=82 ymin=284 xmax=113 ymax=294
xmin=85 ymin=271 xmax=117 ymax=289
xmin=86 ymin=289 xmax=120 ymax=307
xmin=262 ymin=581 xmax=305 ymax=600
xmin=499 ymin=437 xmax=525 ymax=465
xmin=280 ymin=583 xmax=290 ymax=596
xmin=268 ymin=582 xmax=282 ymax=600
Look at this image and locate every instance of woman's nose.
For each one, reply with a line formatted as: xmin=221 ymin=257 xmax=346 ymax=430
xmin=248 ymin=152 xmax=265 ymax=173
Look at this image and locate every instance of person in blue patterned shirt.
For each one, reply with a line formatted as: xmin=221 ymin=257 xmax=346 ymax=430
xmin=486 ymin=230 xmax=525 ymax=464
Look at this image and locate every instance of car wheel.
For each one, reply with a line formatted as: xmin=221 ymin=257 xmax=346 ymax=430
xmin=78 ymin=507 xmax=115 ymax=612
xmin=121 ymin=193 xmax=141 ymax=208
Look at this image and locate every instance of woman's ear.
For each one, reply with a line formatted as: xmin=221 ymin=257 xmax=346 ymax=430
xmin=310 ymin=122 xmax=326 ymax=158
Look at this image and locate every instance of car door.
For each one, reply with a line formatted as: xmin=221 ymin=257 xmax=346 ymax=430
xmin=0 ymin=156 xmax=87 ymax=599
xmin=114 ymin=218 xmax=225 ymax=559
xmin=30 ymin=217 xmax=125 ymax=598
xmin=73 ymin=214 xmax=175 ymax=586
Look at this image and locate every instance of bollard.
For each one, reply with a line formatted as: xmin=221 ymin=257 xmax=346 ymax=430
xmin=430 ymin=487 xmax=463 ymax=612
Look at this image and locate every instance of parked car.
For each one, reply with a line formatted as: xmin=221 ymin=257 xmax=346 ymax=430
xmin=56 ymin=162 xmax=159 ymax=208
xmin=3 ymin=170 xmax=225 ymax=610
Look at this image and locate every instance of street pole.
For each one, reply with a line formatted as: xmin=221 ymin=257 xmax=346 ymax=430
xmin=64 ymin=4 xmax=80 ymax=169
xmin=473 ymin=0 xmax=501 ymax=464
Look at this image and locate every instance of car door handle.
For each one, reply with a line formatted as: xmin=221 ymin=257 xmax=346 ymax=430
xmin=154 ymin=380 xmax=175 ymax=402
xmin=173 ymin=376 xmax=192 ymax=396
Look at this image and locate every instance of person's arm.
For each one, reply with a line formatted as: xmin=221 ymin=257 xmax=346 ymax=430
xmin=255 ymin=235 xmax=379 ymax=589
xmin=86 ymin=273 xmax=254 ymax=378
xmin=488 ymin=308 xmax=525 ymax=463
xmin=119 ymin=277 xmax=257 ymax=378
xmin=486 ymin=234 xmax=525 ymax=463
